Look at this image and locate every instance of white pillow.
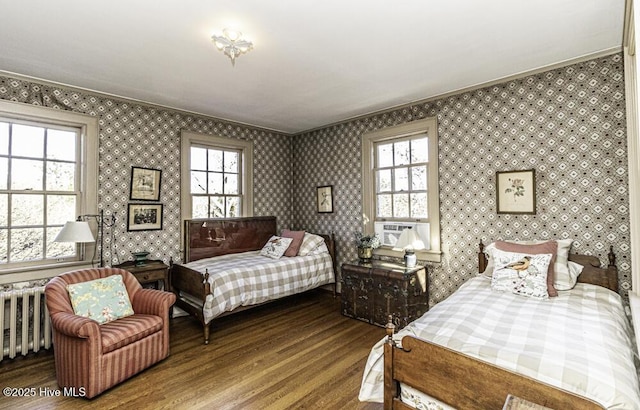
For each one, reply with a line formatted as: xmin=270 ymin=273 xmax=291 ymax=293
xmin=556 ymin=261 xmax=584 ymax=290
xmin=491 ymin=248 xmax=552 ymax=299
xmin=298 ymin=233 xmax=325 ymax=256
xmin=260 ymin=236 xmax=293 ymax=259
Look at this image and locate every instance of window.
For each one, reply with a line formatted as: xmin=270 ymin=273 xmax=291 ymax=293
xmin=0 ymin=101 xmax=98 ymax=272
xmin=180 ymin=131 xmax=253 ymax=221
xmin=362 ymin=118 xmax=441 ymax=262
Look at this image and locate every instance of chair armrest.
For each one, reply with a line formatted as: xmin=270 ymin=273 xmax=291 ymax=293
xmin=50 ymin=312 xmax=100 ymax=339
xmin=131 ymin=288 xmax=176 ymax=316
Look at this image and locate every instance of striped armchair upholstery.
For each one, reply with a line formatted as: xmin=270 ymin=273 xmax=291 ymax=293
xmin=45 ymin=267 xmax=176 ymax=399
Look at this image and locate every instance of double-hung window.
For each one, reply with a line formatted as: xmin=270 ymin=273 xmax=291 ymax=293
xmin=180 ymin=131 xmax=253 ymax=221
xmin=362 ymin=118 xmax=441 ymax=262
xmin=0 ymin=101 xmax=98 ymax=272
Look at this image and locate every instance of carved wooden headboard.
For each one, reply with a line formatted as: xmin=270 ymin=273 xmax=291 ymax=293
xmin=184 ymin=216 xmax=277 ymax=263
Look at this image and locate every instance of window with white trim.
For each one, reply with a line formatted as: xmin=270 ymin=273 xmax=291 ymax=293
xmin=0 ymin=101 xmax=98 ymax=272
xmin=362 ymin=118 xmax=441 ymax=262
xmin=180 ymin=131 xmax=253 ymax=221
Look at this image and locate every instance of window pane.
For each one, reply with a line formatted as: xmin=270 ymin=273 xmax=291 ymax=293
xmin=0 ymin=122 xmax=8 ymax=155
xmin=12 ymin=194 xmax=44 ymax=225
xmin=411 ymin=166 xmax=427 ymax=190
xmin=0 ymin=228 xmax=6 ymax=263
xmin=0 ymin=158 xmax=7 ymax=189
xmin=10 ymin=228 xmax=44 ymax=261
xmin=411 ymin=193 xmax=428 ymax=218
xmin=377 ymin=169 xmax=392 ymax=192
xmin=47 ymin=195 xmax=76 ymax=225
xmin=393 ymin=194 xmax=410 ymax=218
xmin=46 ymin=226 xmax=75 ymax=259
xmin=208 ymin=172 xmax=223 ymax=194
xmin=47 ymin=129 xmax=76 ymax=161
xmin=377 ymin=194 xmax=392 ymax=217
xmin=411 ymin=137 xmax=428 ymax=163
xmin=46 ymin=161 xmax=75 ymax=191
xmin=377 ymin=143 xmax=393 ymax=168
xmin=224 ymin=174 xmax=238 ymax=194
xmin=191 ymin=147 xmax=207 ymax=170
xmin=209 ymin=196 xmax=224 ymax=218
xmin=208 ymin=149 xmax=223 ymax=172
xmin=190 ymin=171 xmax=207 ymax=194
xmin=394 ymin=141 xmax=410 ymax=166
xmin=192 ymin=196 xmax=209 ymax=218
xmin=11 ymin=159 xmax=43 ymax=190
xmin=12 ymin=124 xmax=44 ymax=158
xmin=0 ymin=194 xmax=6 ymax=226
xmin=224 ymin=151 xmax=238 ymax=172
xmin=394 ymin=167 xmax=409 ymax=192
xmin=226 ymin=197 xmax=239 ymax=217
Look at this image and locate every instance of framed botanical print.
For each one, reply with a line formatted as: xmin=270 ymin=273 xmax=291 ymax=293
xmin=496 ymin=169 xmax=536 ymax=215
xmin=127 ymin=203 xmax=163 ymax=231
xmin=317 ymin=185 xmax=333 ymax=213
xmin=130 ymin=166 xmax=162 ymax=201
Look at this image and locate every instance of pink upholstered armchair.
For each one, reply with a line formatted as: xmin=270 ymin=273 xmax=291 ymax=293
xmin=44 ymin=267 xmax=176 ymax=399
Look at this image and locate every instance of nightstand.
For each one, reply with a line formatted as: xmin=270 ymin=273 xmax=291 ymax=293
xmin=341 ymin=260 xmax=428 ymax=329
xmin=113 ymin=259 xmax=170 ymax=292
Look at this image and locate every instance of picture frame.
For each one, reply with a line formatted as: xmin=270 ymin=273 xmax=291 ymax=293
xmin=317 ymin=185 xmax=333 ymax=213
xmin=127 ymin=203 xmax=163 ymax=231
xmin=130 ymin=166 xmax=162 ymax=201
xmin=496 ymin=169 xmax=536 ymax=215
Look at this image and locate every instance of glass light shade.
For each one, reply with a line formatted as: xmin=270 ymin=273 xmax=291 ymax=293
xmin=54 ymin=221 xmax=95 ymax=243
xmin=394 ymin=227 xmax=425 ymax=251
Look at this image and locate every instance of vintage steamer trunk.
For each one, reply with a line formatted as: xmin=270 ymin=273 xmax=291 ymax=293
xmin=341 ymin=260 xmax=428 ymax=328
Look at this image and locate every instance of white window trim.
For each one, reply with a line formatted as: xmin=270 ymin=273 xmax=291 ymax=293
xmin=0 ymin=100 xmax=99 ymax=276
xmin=361 ymin=118 xmax=441 ymax=262
xmin=180 ymin=130 xmax=254 ymax=224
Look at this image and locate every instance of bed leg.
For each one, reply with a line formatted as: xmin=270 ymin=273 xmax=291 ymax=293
xmin=204 ymin=323 xmax=211 ymax=345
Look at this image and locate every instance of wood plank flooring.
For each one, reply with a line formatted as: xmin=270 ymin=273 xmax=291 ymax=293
xmin=0 ymin=290 xmax=385 ymax=409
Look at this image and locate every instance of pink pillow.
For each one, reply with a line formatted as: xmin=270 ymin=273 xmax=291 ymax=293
xmin=282 ymin=230 xmax=305 ymax=257
xmin=494 ymin=240 xmax=558 ymax=297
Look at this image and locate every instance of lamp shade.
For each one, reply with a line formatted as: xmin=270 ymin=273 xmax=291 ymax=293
xmin=394 ymin=227 xmax=425 ymax=251
xmin=54 ymin=221 xmax=95 ymax=243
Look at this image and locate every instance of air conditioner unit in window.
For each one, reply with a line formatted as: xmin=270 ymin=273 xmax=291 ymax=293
xmin=374 ymin=222 xmax=430 ymax=250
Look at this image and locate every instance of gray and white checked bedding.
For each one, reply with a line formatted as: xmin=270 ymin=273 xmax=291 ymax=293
xmin=183 ymin=250 xmax=334 ymax=324
xmin=359 ymin=275 xmax=640 ymax=409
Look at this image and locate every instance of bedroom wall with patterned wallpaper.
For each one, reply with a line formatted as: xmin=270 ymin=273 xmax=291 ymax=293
xmin=0 ymin=75 xmax=293 ymax=269
xmin=293 ymin=53 xmax=631 ymax=302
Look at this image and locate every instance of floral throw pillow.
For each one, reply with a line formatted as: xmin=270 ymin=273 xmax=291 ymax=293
xmin=491 ymin=248 xmax=552 ymax=299
xmin=260 ymin=235 xmax=293 ymax=259
xmin=67 ymin=275 xmax=134 ymax=324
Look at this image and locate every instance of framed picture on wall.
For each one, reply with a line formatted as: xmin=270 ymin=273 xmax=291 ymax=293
xmin=496 ymin=169 xmax=536 ymax=215
xmin=130 ymin=166 xmax=162 ymax=201
xmin=127 ymin=203 xmax=163 ymax=231
xmin=317 ymin=185 xmax=333 ymax=213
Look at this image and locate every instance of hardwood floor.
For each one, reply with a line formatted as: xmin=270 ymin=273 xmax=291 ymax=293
xmin=0 ymin=290 xmax=386 ymax=409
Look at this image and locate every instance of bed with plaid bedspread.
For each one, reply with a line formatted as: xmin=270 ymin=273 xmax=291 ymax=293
xmin=359 ymin=275 xmax=640 ymax=409
xmin=183 ymin=250 xmax=334 ymax=325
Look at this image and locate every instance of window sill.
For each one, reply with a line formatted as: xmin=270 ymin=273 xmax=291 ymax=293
xmin=375 ymin=247 xmax=442 ymax=263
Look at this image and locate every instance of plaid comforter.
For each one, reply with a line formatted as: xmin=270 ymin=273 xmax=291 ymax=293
xmin=359 ymin=276 xmax=640 ymax=409
xmin=183 ymin=251 xmax=334 ymax=324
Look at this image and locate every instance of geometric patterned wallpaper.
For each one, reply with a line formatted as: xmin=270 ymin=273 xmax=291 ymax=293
xmin=293 ymin=53 xmax=631 ymax=303
xmin=0 ymin=75 xmax=293 ymax=269
xmin=0 ymin=53 xmax=631 ymax=304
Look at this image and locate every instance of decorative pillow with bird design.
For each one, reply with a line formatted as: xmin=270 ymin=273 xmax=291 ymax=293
xmin=259 ymin=235 xmax=293 ymax=259
xmin=491 ymin=248 xmax=553 ymax=299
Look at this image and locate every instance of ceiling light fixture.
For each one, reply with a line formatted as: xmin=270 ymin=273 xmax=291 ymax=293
xmin=211 ymin=28 xmax=253 ymax=66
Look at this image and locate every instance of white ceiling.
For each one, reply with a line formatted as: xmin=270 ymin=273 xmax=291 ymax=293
xmin=0 ymin=0 xmax=625 ymax=134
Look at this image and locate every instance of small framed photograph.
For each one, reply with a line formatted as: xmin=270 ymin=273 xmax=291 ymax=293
xmin=127 ymin=203 xmax=163 ymax=231
xmin=130 ymin=166 xmax=162 ymax=201
xmin=317 ymin=185 xmax=333 ymax=213
xmin=496 ymin=169 xmax=536 ymax=215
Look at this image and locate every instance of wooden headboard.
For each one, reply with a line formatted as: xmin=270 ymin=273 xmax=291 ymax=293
xmin=184 ymin=216 xmax=277 ymax=263
xmin=478 ymin=241 xmax=619 ymax=292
